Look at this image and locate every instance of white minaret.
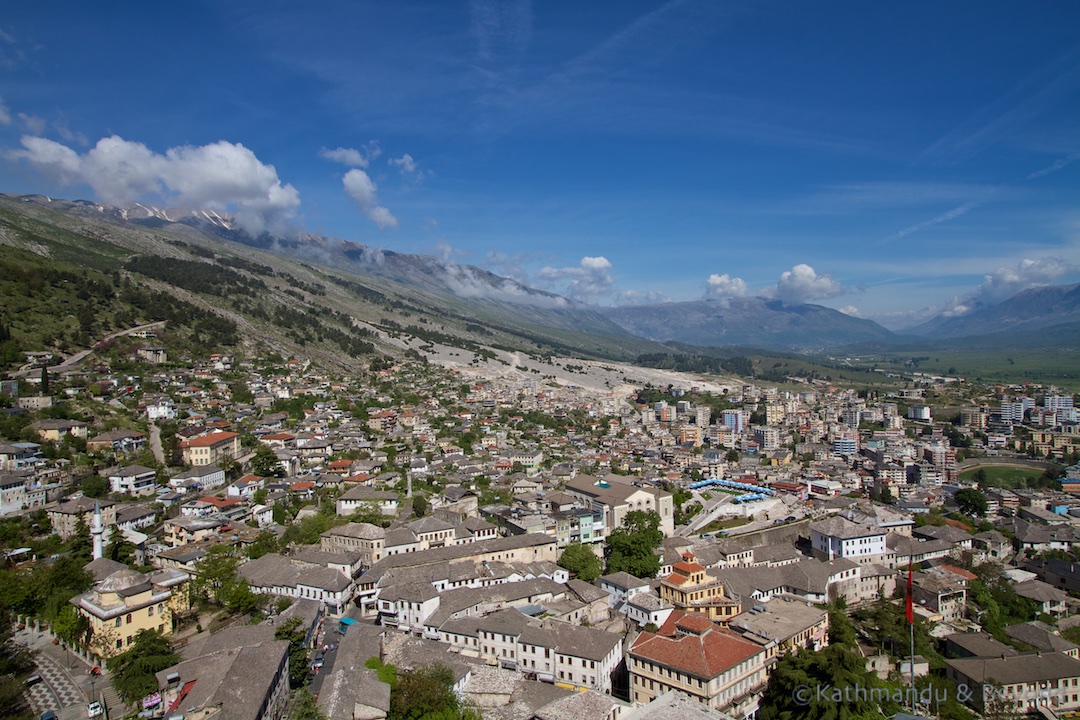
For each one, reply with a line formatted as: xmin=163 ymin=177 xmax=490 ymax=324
xmin=91 ymin=502 xmax=105 ymax=560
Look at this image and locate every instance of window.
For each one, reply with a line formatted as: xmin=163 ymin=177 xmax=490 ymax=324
xmin=148 ymin=606 xmax=154 ymax=616
xmin=115 ymin=618 xmax=122 ymax=628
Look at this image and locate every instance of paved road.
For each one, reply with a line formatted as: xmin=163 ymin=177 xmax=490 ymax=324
xmin=148 ymin=422 xmax=165 ymax=465
xmin=14 ymin=322 xmax=166 ymax=379
xmin=17 ymin=626 xmax=115 ymax=720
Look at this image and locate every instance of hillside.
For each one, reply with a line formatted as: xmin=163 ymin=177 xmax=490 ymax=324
xmin=907 ymin=283 xmax=1080 ymax=340
xmin=0 ymin=194 xmax=676 ymax=373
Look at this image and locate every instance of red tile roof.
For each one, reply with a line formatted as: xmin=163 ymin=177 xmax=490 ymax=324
xmin=630 ymin=610 xmax=763 ymax=679
xmin=180 ymin=431 xmax=239 ymax=448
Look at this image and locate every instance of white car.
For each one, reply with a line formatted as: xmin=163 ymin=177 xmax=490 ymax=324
xmin=87 ymin=701 xmax=104 ymax=719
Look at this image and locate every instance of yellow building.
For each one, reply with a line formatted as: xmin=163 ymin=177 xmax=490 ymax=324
xmin=659 ymin=552 xmax=740 ymax=622
xmin=71 ymin=567 xmax=189 ymax=658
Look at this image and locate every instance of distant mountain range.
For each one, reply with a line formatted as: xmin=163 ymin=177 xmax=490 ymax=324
xmin=4 ymin=193 xmax=1080 ymax=353
xmin=906 ymin=283 xmax=1080 ymax=340
xmin=603 ymin=297 xmax=899 ymax=349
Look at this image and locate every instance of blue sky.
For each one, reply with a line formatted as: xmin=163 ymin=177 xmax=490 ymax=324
xmin=2 ymin=1 xmax=1080 ymax=328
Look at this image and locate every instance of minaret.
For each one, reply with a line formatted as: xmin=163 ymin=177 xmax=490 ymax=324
xmin=91 ymin=502 xmax=104 ymax=560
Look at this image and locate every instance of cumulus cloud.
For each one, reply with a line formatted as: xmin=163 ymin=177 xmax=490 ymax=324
xmin=389 ymin=153 xmax=418 ymax=174
xmin=943 ymin=256 xmax=1078 ymax=316
xmin=704 ymin=273 xmax=748 ymax=299
xmin=319 ymin=147 xmax=368 ymax=167
xmin=838 ymin=305 xmax=862 ymax=317
xmin=9 ymin=134 xmax=301 ymax=236
xmin=767 ymin=264 xmax=843 ymax=305
xmin=538 ymin=256 xmax=614 ymax=300
xmin=342 ymin=168 xmax=398 ymax=229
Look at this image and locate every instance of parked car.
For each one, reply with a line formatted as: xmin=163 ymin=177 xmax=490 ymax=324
xmin=87 ymin=700 xmax=105 ymax=719
xmin=312 ymin=656 xmax=324 ymax=670
xmin=26 ymin=674 xmax=42 ymax=687
xmin=41 ymin=711 xmax=57 ymax=720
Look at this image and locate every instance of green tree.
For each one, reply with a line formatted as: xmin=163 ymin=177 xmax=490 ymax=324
xmin=53 ymin=604 xmax=91 ymax=648
xmin=289 ymin=687 xmax=326 ymax=720
xmin=954 ymin=488 xmax=988 ymax=517
xmin=81 ymin=475 xmax=109 ymax=499
xmin=247 ymin=530 xmax=280 ymax=560
xmin=250 ymin=444 xmax=281 ymax=477
xmin=388 ymin=664 xmax=481 ymax=720
xmin=758 ymin=642 xmax=900 ymax=720
xmin=191 ymin=545 xmax=241 ymax=603
xmin=106 ymin=630 xmax=179 ymax=703
xmin=412 ymin=494 xmax=428 ymax=518
xmin=275 ymin=617 xmax=311 ymax=688
xmin=558 ymin=542 xmax=603 ymax=581
xmin=605 ymin=510 xmax=663 ymax=578
xmin=0 ymin=607 xmax=34 ymax=719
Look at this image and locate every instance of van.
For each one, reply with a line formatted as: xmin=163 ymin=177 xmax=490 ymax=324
xmin=26 ymin=674 xmax=43 ymax=687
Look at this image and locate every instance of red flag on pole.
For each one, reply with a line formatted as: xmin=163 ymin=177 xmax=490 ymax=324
xmin=905 ymin=558 xmax=914 ymax=624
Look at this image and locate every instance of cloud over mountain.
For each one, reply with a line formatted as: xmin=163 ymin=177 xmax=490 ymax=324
xmin=704 ymin=273 xmax=748 ymax=299
xmin=538 ymin=256 xmax=614 ymax=300
xmin=768 ymin=263 xmax=843 ymax=305
xmin=943 ymin=256 xmax=1077 ymax=316
xmin=9 ymin=134 xmax=300 ymax=236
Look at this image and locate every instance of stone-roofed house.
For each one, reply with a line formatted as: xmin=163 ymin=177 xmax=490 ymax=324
xmin=619 ymin=692 xmax=737 ymax=720
xmin=405 ymin=516 xmax=456 ymax=548
xmin=1005 ymin=621 xmax=1080 ymax=657
xmin=945 ymin=652 xmax=1080 ymax=713
xmin=564 ymin=475 xmax=675 ymax=537
xmin=727 ymin=594 xmax=828 ymax=660
xmin=531 ymin=689 xmax=631 ymax=720
xmin=47 ymin=497 xmax=117 ymax=539
xmin=629 ymin=609 xmax=769 ymax=717
xmin=943 ymin=631 xmax=1018 ymax=659
xmin=107 ymin=464 xmax=158 ymax=497
xmin=317 ymin=621 xmax=389 ymax=720
xmin=600 ymin=571 xmax=653 ymax=608
xmin=337 ymin=487 xmax=400 ymax=517
xmin=810 ymin=516 xmax=886 ymax=563
xmin=155 ymin=639 xmax=290 ymax=720
xmin=1013 ymin=579 xmax=1068 ymax=617
xmin=320 ymin=522 xmax=386 ymax=568
xmin=239 ymin=553 xmax=356 ymax=616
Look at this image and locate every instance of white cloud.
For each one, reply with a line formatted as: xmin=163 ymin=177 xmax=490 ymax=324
xmin=0 ymin=96 xmax=9 ymax=125
xmin=616 ymin=289 xmax=668 ymax=305
xmin=768 ymin=263 xmax=843 ymax=305
xmin=9 ymin=134 xmax=301 ymax=236
xmin=944 ymin=256 xmax=1078 ymax=315
xmin=838 ymin=305 xmax=862 ymax=317
xmin=389 ymin=153 xmax=418 ymax=174
xmin=538 ymin=255 xmax=614 ymax=299
xmin=17 ymin=113 xmax=45 ymax=135
xmin=342 ymin=168 xmax=398 ymax=229
xmin=319 ymin=146 xmax=369 ymax=168
xmin=444 ymin=264 xmax=569 ymax=308
xmin=704 ymin=273 xmax=748 ymax=299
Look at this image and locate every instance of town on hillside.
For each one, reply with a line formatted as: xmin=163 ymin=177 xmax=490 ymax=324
xmin=3 ymin=341 xmax=1080 ymax=720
